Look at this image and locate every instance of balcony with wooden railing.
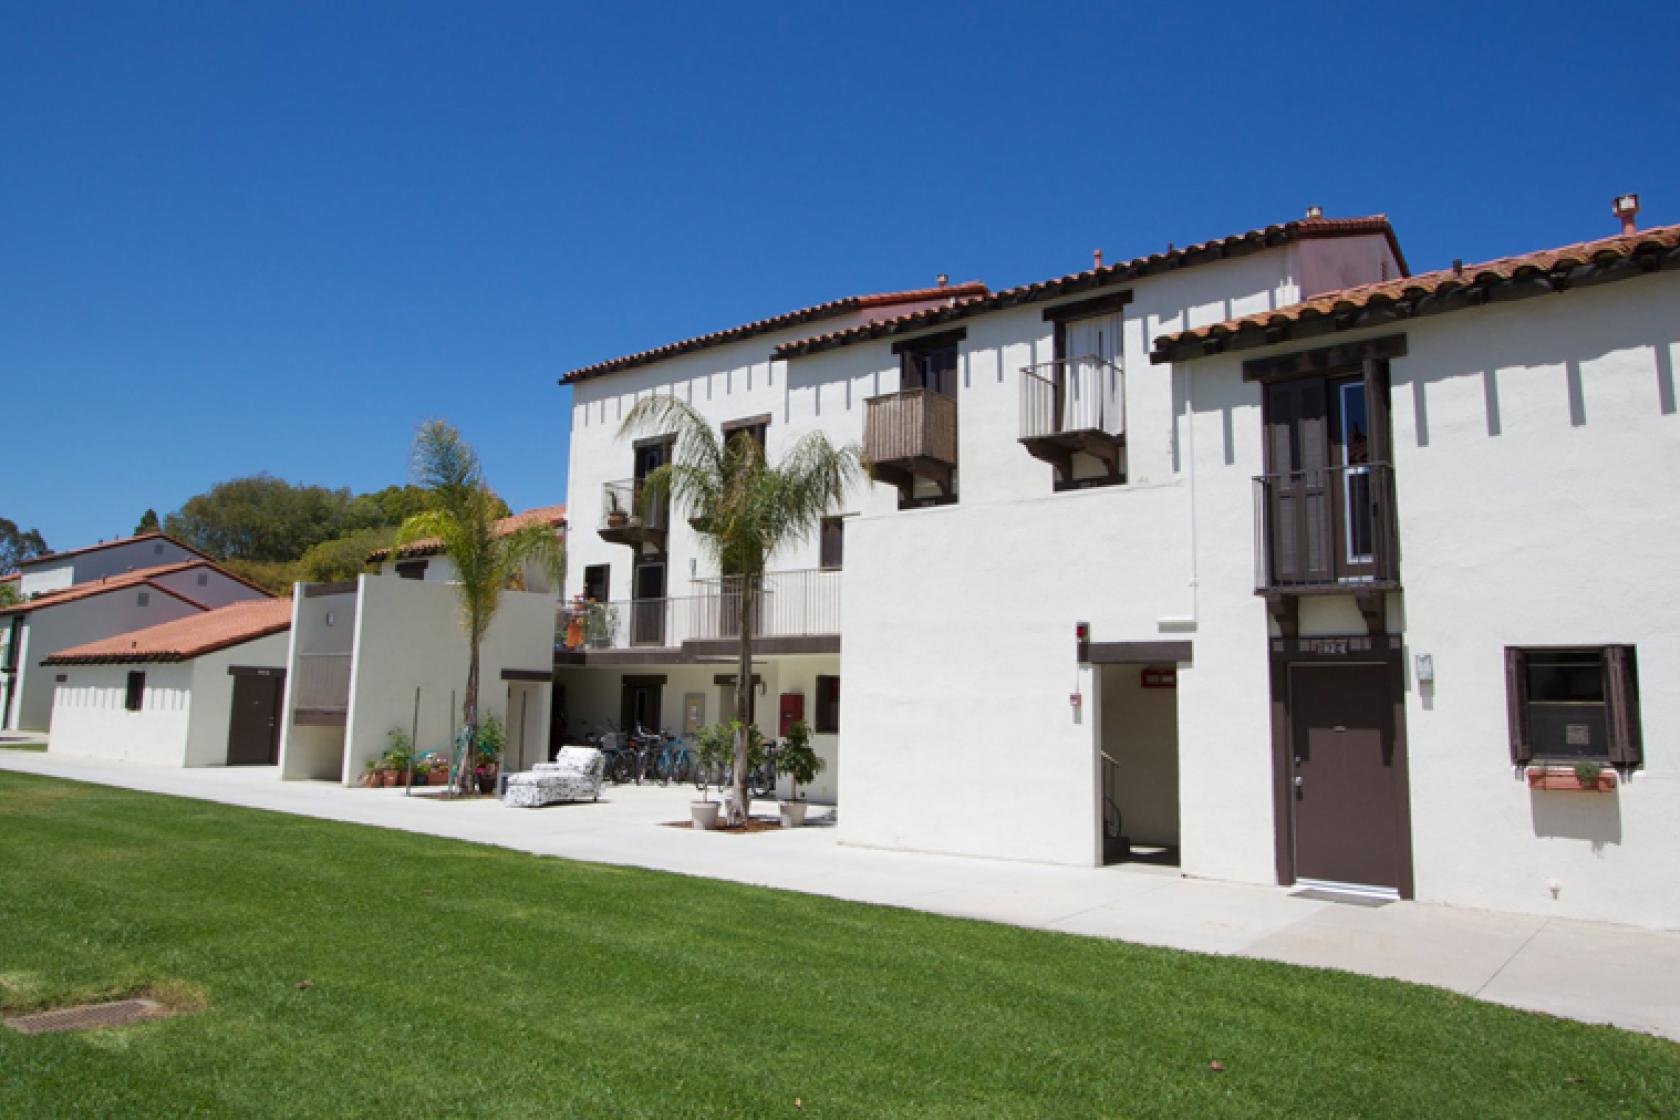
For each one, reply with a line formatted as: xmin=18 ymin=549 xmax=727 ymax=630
xmin=864 ymin=389 xmax=957 ymax=503
xmin=1019 ymin=355 xmax=1125 ymax=486
xmin=1253 ymin=462 xmax=1399 ymax=595
xmin=598 ymin=478 xmax=669 ymax=553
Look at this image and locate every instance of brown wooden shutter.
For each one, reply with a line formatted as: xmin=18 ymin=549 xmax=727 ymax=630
xmin=1504 ymin=648 xmax=1531 ymax=766
xmin=1605 ymin=645 xmax=1643 ymax=768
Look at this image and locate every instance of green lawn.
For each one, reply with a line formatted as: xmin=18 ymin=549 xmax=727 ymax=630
xmin=1 ymin=773 xmax=1674 ymax=1118
xmin=0 ymin=739 xmax=47 ymax=751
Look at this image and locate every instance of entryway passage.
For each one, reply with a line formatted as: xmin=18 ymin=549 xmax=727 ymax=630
xmin=1098 ymin=664 xmax=1181 ymax=868
xmin=1288 ymin=662 xmax=1402 ymax=892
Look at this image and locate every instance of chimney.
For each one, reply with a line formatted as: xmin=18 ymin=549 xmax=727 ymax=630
xmin=1612 ymin=193 xmax=1640 ymax=235
xmin=1093 ymin=249 xmax=1104 ymax=269
xmin=1305 ymin=205 xmax=1324 ymax=220
xmin=936 ymin=274 xmax=948 ymax=288
xmin=1452 ymin=259 xmax=1464 ymax=277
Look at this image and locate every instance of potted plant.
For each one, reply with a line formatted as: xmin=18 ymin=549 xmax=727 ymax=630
xmin=1526 ymin=760 xmax=1618 ymax=791
xmin=775 ymin=719 xmax=825 ymax=828
xmin=362 ymin=757 xmax=381 ymax=788
xmin=475 ymin=715 xmax=506 ymax=794
xmin=586 ymin=600 xmax=620 ymax=649
xmin=690 ymin=722 xmax=732 ymax=829
xmin=604 ymin=490 xmax=629 ymax=529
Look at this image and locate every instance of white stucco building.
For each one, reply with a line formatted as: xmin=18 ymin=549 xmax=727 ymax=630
xmin=1 ymin=534 xmax=274 ymax=732
xmin=44 ymin=598 xmax=293 ymax=767
xmin=277 ymin=506 xmax=566 ymax=784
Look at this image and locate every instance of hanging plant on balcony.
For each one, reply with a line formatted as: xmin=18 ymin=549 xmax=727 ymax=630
xmin=585 ymin=600 xmax=620 ymax=648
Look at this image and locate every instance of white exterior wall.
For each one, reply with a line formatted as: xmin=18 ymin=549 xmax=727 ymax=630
xmin=19 ymin=537 xmax=201 ymax=598
xmin=5 ymin=589 xmax=204 ymax=732
xmin=377 ymin=551 xmax=561 ymax=597
xmin=838 ymin=247 xmax=1327 ymax=867
xmin=278 ymin=587 xmax=357 ymax=780
xmin=151 ymin=567 xmax=269 ymax=609
xmin=339 ymin=575 xmax=554 ymax=784
xmin=48 ymin=663 xmax=195 ymax=765
xmin=1180 ymin=269 xmax=1680 ymax=930
xmin=181 ymin=632 xmax=291 ymax=766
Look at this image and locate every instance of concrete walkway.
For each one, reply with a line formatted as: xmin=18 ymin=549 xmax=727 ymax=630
xmin=4 ymin=749 xmax=1678 ymax=1043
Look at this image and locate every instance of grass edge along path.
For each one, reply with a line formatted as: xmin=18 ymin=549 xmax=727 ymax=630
xmin=1 ymin=771 xmax=1675 ymax=1119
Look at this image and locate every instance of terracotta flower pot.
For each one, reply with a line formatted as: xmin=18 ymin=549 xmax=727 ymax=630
xmin=380 ymin=770 xmax=400 ymax=788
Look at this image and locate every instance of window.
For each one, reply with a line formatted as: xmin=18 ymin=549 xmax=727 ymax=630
xmin=124 ymin=671 xmax=146 ymax=712
xmin=900 ymin=340 xmax=958 ymax=396
xmin=721 ymin=414 xmax=769 ymax=453
xmin=136 ymin=591 xmax=150 ymax=607
xmin=583 ymin=564 xmax=610 ymax=603
xmin=395 ymin=560 xmax=428 ymax=581
xmin=820 ymin=517 xmax=844 ymax=570
xmin=1506 ymin=646 xmax=1641 ymax=767
xmin=197 ymin=571 xmax=209 ymax=586
xmin=815 ymin=675 xmax=840 ymax=734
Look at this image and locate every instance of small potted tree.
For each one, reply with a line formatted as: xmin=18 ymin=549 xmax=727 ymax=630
xmin=690 ymin=722 xmax=733 ymax=830
xmin=775 ymin=720 xmax=824 ymax=828
xmin=586 ymin=601 xmax=620 ymax=649
xmin=475 ymin=715 xmax=506 ymax=794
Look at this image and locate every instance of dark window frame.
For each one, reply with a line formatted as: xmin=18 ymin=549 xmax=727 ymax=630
xmin=815 ymin=675 xmax=840 ymax=734
xmin=395 ymin=559 xmax=428 ymax=581
xmin=819 ymin=517 xmax=844 ymax=571
xmin=124 ymin=671 xmax=146 ymax=712
xmin=1505 ymin=645 xmax=1642 ymax=768
xmin=582 ymin=564 xmax=611 ymax=603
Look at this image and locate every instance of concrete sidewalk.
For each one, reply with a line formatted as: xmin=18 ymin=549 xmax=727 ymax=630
xmin=3 ymin=749 xmax=1677 ymax=1043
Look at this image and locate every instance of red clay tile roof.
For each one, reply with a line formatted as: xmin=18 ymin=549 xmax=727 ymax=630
xmin=367 ymin=504 xmax=568 ymax=563
xmin=0 ymin=559 xmax=272 ymax=617
xmin=772 ymin=216 xmax=1405 ymax=360
xmin=559 ymin=283 xmax=989 ymax=384
xmin=0 ymin=573 xmax=16 ymax=583
xmin=44 ymin=598 xmax=293 ymax=665
xmin=1152 ymin=222 xmax=1680 ymax=364
xmin=15 ymin=531 xmax=211 ymax=569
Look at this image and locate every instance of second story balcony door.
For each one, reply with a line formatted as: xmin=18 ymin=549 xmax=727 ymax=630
xmin=631 ymin=560 xmax=667 ymax=646
xmin=1263 ymin=375 xmax=1390 ymax=586
xmin=1060 ymin=312 xmax=1121 ymax=430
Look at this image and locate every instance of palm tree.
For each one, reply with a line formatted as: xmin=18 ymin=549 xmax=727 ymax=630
xmin=620 ymin=396 xmax=861 ymax=823
xmin=393 ymin=421 xmax=565 ymax=796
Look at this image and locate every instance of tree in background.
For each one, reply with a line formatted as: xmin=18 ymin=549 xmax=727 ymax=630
xmin=164 ymin=475 xmax=352 ymax=564
xmin=620 ymin=396 xmax=859 ymax=823
xmin=296 ymin=526 xmax=399 ymax=584
xmin=0 ymin=518 xmax=49 ymax=575
xmin=133 ymin=509 xmax=160 ymax=535
xmin=392 ymin=421 xmax=563 ymax=796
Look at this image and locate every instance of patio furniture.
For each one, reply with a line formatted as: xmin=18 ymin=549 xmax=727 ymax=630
xmin=502 ymin=746 xmax=605 ymax=807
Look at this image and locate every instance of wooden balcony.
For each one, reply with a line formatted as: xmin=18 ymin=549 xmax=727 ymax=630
xmin=864 ymin=389 xmax=957 ymax=503
xmin=1018 ymin=356 xmax=1125 ymax=487
xmin=597 ymin=479 xmax=669 ymax=554
xmin=1254 ymin=462 xmax=1400 ymax=633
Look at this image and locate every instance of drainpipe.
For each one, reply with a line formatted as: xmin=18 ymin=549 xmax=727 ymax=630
xmin=1158 ymin=360 xmax=1199 ymax=633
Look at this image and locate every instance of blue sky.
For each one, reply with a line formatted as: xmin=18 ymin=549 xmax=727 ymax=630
xmin=5 ymin=1 xmax=1678 ymax=550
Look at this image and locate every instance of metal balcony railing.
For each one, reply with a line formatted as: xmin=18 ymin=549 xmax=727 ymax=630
xmin=1019 ymin=355 xmax=1124 ymax=441
xmin=556 ymin=569 xmax=843 ymax=653
xmin=1253 ymin=462 xmax=1399 ymax=591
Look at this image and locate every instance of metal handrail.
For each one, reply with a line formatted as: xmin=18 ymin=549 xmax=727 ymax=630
xmin=1019 ymin=354 xmax=1124 ymax=441
xmin=1252 ymin=461 xmax=1398 ymax=590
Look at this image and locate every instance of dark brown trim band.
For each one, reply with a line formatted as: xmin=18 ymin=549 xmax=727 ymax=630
xmin=720 ymin=414 xmax=772 ymax=434
xmin=227 ymin=665 xmax=285 ymax=678
xmin=632 ymin=433 xmax=677 ymax=450
xmin=1042 ymin=290 xmax=1133 ymax=322
xmin=1242 ymin=334 xmax=1407 ymax=382
xmin=622 ymin=674 xmax=667 ymax=686
xmin=890 ymin=327 xmax=966 ymax=355
xmin=1082 ymin=640 xmax=1193 ymax=665
xmin=500 ymin=668 xmax=553 ymax=682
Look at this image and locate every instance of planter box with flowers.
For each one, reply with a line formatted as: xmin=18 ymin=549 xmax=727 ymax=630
xmin=1526 ymin=762 xmax=1618 ymax=792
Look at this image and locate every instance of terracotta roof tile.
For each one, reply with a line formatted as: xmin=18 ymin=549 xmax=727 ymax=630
xmin=367 ymin=504 xmax=568 ymax=563
xmin=772 ymin=216 xmax=1405 ymax=360
xmin=15 ymin=531 xmax=211 ymax=569
xmin=1152 ymin=222 xmax=1680 ymax=363
xmin=44 ymin=598 xmax=293 ymax=665
xmin=0 ymin=561 xmax=236 ymax=617
xmin=559 ymin=283 xmax=989 ymax=383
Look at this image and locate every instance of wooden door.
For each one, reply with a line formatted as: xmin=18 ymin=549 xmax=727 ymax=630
xmin=226 ymin=671 xmax=284 ymax=765
xmin=1288 ymin=663 xmax=1401 ymax=890
xmin=1265 ymin=379 xmax=1331 ymax=584
xmin=631 ymin=561 xmax=666 ymax=645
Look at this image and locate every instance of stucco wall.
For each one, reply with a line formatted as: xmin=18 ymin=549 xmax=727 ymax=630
xmin=182 ymin=632 xmax=291 ymax=766
xmin=7 ymin=589 xmax=203 ymax=732
xmin=277 ymin=588 xmax=355 ymax=780
xmin=48 ymin=662 xmax=194 ymax=764
xmin=18 ymin=537 xmax=200 ymax=598
xmin=1182 ymin=269 xmax=1680 ymax=929
xmin=151 ymin=567 xmax=270 ymax=609
xmin=339 ymin=575 xmax=554 ymax=784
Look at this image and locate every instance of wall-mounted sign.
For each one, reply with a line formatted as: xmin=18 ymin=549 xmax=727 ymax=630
xmin=1141 ymin=667 xmax=1177 ymax=689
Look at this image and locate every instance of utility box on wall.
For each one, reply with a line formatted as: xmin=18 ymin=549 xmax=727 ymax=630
xmin=779 ymin=692 xmax=804 ymax=737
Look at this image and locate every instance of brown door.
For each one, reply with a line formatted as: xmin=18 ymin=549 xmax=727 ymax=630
xmin=1288 ymin=663 xmax=1401 ymax=890
xmin=226 ymin=671 xmax=284 ymax=765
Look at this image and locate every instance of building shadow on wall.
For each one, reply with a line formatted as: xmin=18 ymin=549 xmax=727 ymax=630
xmin=1529 ymin=787 xmax=1623 ymax=853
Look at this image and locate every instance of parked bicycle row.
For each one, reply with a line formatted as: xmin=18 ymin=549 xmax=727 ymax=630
xmin=561 ymin=719 xmax=814 ymax=799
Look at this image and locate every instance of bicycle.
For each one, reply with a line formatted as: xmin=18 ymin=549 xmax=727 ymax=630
xmin=653 ymin=733 xmax=693 ymax=785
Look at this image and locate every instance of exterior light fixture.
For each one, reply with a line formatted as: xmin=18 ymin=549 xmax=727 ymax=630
xmin=1305 ymin=205 xmax=1324 ymax=220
